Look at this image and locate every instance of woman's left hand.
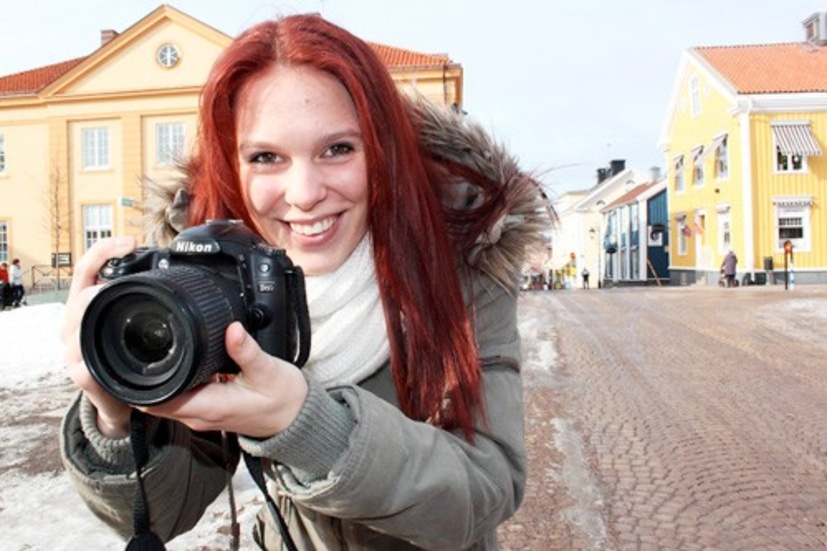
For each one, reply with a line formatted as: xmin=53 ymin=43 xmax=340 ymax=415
xmin=142 ymin=321 xmax=309 ymax=438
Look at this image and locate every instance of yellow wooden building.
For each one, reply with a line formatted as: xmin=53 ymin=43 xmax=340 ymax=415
xmin=0 ymin=5 xmax=462 ymax=289
xmin=659 ymin=12 xmax=827 ymax=285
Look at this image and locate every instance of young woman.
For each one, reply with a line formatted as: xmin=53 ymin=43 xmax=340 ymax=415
xmin=60 ymin=14 xmax=551 ymax=550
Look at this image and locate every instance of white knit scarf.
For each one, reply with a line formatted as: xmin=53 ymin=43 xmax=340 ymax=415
xmin=302 ymin=234 xmax=390 ymax=387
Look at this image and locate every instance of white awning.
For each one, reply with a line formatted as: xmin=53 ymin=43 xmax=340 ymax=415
xmin=691 ymin=146 xmax=704 ymax=167
xmin=772 ymin=123 xmax=822 ymax=156
xmin=699 ymin=134 xmax=727 ymax=163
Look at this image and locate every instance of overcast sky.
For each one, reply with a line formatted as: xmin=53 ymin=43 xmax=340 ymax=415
xmin=3 ymin=1 xmax=826 ymax=194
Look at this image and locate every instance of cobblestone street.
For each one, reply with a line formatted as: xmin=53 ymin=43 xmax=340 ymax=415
xmin=499 ymin=285 xmax=827 ymax=550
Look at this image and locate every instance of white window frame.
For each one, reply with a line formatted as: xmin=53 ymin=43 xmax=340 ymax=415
xmin=82 ymin=127 xmax=110 ymax=170
xmin=673 ymin=155 xmax=684 ymax=192
xmin=82 ymin=204 xmax=113 ymax=250
xmin=156 ymin=122 xmax=185 ymax=167
xmin=715 ymin=136 xmax=729 ymax=179
xmin=0 ymin=220 xmax=8 ymax=263
xmin=717 ymin=208 xmax=732 ymax=254
xmin=692 ymin=147 xmax=704 ymax=187
xmin=689 ymin=75 xmax=701 ymax=117
xmin=775 ymin=204 xmax=811 ymax=252
xmin=677 ymin=217 xmax=688 ymax=256
xmin=775 ymin=147 xmax=807 ymax=173
xmin=0 ymin=134 xmax=5 ymax=173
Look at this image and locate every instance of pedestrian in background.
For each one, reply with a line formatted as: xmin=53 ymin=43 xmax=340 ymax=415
xmin=10 ymin=258 xmax=25 ymax=307
xmin=582 ymin=268 xmax=590 ymax=289
xmin=720 ymin=250 xmax=738 ymax=288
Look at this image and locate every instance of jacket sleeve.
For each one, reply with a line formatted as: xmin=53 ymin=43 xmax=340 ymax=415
xmin=240 ymin=272 xmax=527 ymax=550
xmin=60 ymin=395 xmax=239 ymax=542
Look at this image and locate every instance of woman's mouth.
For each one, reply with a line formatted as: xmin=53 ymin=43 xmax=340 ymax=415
xmin=289 ymin=216 xmax=337 ymax=236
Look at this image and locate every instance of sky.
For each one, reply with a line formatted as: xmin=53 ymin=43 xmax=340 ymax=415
xmin=2 ymin=0 xmax=827 ymax=196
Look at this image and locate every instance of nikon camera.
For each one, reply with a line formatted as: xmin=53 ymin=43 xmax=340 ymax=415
xmin=80 ymin=219 xmax=310 ymax=405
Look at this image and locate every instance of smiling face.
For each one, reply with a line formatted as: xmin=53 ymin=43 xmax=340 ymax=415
xmin=235 ymin=64 xmax=370 ymax=276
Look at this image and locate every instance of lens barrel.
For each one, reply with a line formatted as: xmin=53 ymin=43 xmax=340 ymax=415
xmin=80 ymin=265 xmax=246 ymax=405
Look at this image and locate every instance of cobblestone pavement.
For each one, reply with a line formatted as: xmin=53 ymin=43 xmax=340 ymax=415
xmin=498 ymin=285 xmax=827 ymax=550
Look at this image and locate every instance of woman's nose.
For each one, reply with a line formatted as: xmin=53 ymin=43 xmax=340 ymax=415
xmin=283 ymin=162 xmax=326 ymax=210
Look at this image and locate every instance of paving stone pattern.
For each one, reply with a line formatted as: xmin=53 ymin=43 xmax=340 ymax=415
xmin=498 ymin=285 xmax=827 ymax=550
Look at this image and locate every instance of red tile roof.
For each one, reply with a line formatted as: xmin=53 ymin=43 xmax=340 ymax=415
xmin=0 ymin=58 xmax=85 ymax=96
xmin=0 ymin=43 xmax=449 ymax=97
xmin=368 ymin=42 xmax=451 ymax=68
xmin=696 ymin=42 xmax=827 ymax=94
xmin=602 ymin=182 xmax=658 ymax=211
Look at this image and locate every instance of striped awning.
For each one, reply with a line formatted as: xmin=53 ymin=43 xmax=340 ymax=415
xmin=771 ymin=123 xmax=822 ymax=156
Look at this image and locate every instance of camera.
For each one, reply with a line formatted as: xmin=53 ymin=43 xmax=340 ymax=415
xmin=80 ymin=219 xmax=310 ymax=405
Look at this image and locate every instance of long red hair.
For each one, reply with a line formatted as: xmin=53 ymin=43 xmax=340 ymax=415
xmin=188 ymin=14 xmax=504 ymax=440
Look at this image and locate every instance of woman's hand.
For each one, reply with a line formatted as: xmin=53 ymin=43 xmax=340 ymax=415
xmin=61 ymin=236 xmax=137 ymax=439
xmin=142 ymin=321 xmax=309 ymax=439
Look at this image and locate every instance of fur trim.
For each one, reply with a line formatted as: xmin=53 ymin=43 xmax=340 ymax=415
xmin=410 ymin=97 xmax=554 ymax=288
xmin=140 ymin=98 xmax=554 ymax=284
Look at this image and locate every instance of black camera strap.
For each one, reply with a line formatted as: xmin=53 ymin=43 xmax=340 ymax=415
xmin=243 ymin=452 xmax=300 ymax=551
xmin=126 ymin=409 xmax=167 ymax=551
xmin=286 ymin=267 xmax=311 ymax=368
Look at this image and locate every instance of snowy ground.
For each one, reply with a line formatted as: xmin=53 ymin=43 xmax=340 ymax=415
xmin=1 ymin=302 xmax=272 ymax=550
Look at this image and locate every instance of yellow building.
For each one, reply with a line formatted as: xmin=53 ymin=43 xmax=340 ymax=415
xmin=0 ymin=5 xmax=462 ymax=289
xmin=659 ymin=12 xmax=827 ymax=285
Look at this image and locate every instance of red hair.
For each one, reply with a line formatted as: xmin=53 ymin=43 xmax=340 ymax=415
xmin=189 ymin=15 xmax=504 ymax=440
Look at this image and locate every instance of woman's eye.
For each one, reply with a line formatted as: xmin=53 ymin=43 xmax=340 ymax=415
xmin=249 ymin=152 xmax=280 ymax=164
xmin=324 ymin=143 xmax=354 ymax=157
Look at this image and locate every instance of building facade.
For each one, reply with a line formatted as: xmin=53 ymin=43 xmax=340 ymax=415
xmin=0 ymin=6 xmax=463 ymax=288
xmin=601 ymin=178 xmax=669 ymax=287
xmin=659 ymin=12 xmax=827 ymax=285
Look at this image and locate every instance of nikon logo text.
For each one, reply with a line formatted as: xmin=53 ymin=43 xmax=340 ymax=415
xmin=173 ymin=241 xmax=217 ymax=254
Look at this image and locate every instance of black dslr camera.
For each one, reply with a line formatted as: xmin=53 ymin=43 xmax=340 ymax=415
xmin=80 ymin=219 xmax=310 ymax=405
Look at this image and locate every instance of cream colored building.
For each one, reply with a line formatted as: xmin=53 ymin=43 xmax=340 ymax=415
xmin=0 ymin=5 xmax=462 ymax=288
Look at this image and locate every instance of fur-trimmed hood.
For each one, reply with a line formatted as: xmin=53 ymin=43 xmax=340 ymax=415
xmin=142 ymin=97 xmax=553 ymax=289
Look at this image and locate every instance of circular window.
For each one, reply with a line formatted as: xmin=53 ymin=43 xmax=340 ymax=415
xmin=156 ymin=44 xmax=180 ymax=68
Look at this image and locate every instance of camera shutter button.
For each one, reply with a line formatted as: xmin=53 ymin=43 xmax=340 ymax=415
xmin=258 ymin=262 xmax=271 ymax=274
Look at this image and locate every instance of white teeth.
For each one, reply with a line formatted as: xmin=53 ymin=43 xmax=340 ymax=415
xmin=290 ymin=217 xmax=336 ymax=236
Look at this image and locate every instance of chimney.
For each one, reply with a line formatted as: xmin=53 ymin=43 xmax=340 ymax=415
xmin=609 ymin=159 xmax=626 ymax=176
xmin=803 ymin=13 xmax=827 ymax=45
xmin=650 ymin=166 xmax=662 ymax=181
xmin=101 ymin=29 xmax=119 ymax=46
xmin=596 ymin=168 xmax=609 ymax=184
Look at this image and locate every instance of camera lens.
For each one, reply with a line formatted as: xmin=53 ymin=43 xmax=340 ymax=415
xmin=80 ymin=265 xmax=246 ymax=405
xmin=123 ymin=308 xmax=174 ymax=364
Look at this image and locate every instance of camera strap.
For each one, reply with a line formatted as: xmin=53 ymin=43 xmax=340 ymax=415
xmin=243 ymin=452 xmax=300 ymax=551
xmin=286 ymin=267 xmax=311 ymax=368
xmin=126 ymin=409 xmax=167 ymax=551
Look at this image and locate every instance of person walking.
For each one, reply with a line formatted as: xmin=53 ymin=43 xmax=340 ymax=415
xmin=720 ymin=250 xmax=738 ymax=288
xmin=10 ymin=258 xmax=25 ymax=307
xmin=582 ymin=268 xmax=590 ymax=289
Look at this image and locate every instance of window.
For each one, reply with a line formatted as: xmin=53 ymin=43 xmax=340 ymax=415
xmin=0 ymin=221 xmax=8 ymax=263
xmin=689 ymin=75 xmax=701 ymax=117
xmin=82 ymin=205 xmax=113 ymax=250
xmin=82 ymin=127 xmax=110 ymax=170
xmin=717 ymin=208 xmax=731 ymax=254
xmin=677 ymin=217 xmax=688 ymax=256
xmin=692 ymin=146 xmax=704 ymax=186
xmin=773 ymin=198 xmax=812 ymax=252
xmin=714 ymin=136 xmax=729 ymax=179
xmin=772 ymin=122 xmax=821 ymax=173
xmin=776 ymin=149 xmax=806 ymax=173
xmin=673 ymin=155 xmax=684 ymax=192
xmin=156 ymin=122 xmax=185 ymax=166
xmin=0 ymin=134 xmax=5 ymax=173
